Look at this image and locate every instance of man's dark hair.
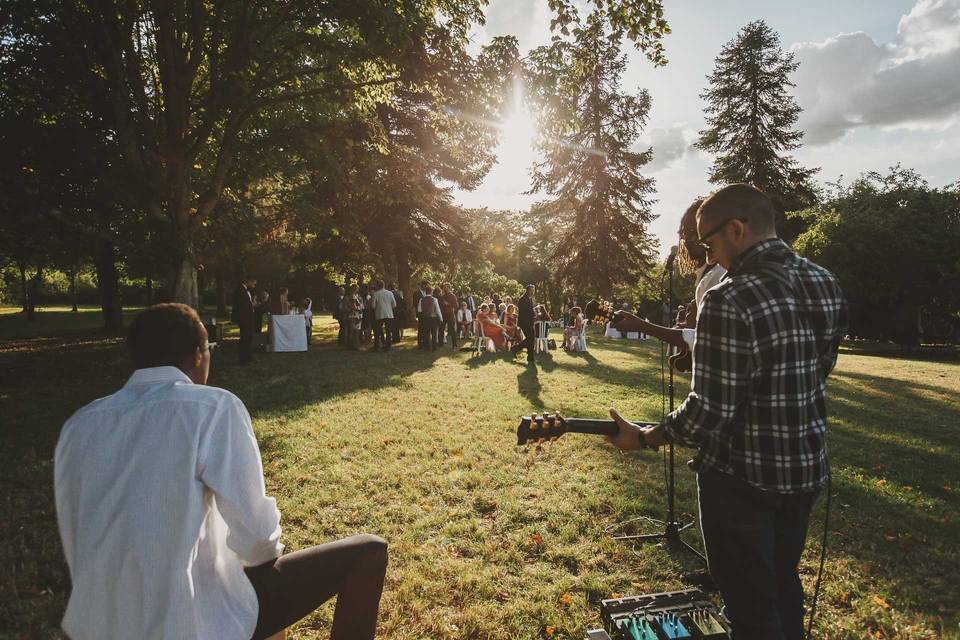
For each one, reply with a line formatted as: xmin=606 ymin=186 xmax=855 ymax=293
xmin=128 ymin=303 xmax=207 ymax=369
xmin=420 ymin=280 xmax=429 ymax=288
xmin=698 ymin=183 xmax=777 ymax=236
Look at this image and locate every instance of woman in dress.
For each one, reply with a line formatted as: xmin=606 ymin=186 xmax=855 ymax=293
xmin=503 ymin=303 xmax=520 ymax=342
xmin=477 ymin=303 xmax=508 ymax=351
xmin=347 ymin=284 xmax=363 ymax=350
xmin=563 ymin=306 xmax=584 ymax=351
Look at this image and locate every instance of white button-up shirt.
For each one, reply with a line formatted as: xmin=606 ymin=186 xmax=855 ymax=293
xmin=54 ymin=366 xmax=283 ymax=640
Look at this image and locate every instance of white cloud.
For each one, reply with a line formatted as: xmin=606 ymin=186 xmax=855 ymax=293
xmin=792 ymin=0 xmax=960 ymax=145
xmin=637 ymin=125 xmax=695 ymax=172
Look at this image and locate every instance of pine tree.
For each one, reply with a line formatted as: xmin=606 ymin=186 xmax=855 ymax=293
xmin=526 ymin=12 xmax=658 ymax=298
xmin=696 ymin=20 xmax=818 ymax=240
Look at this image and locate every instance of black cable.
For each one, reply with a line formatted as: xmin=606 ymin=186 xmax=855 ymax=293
xmin=805 ymin=469 xmax=831 ymax=640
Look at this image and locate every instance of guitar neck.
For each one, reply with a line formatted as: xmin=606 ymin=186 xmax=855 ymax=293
xmin=562 ymin=418 xmax=620 ymax=437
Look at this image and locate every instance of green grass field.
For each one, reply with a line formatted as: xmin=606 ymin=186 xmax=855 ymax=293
xmin=1 ymin=307 xmax=958 ymax=639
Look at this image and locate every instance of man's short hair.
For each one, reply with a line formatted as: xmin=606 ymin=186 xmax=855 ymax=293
xmin=698 ymin=183 xmax=777 ymax=236
xmin=128 ymin=304 xmax=207 ymax=369
xmin=526 ymin=284 xmax=535 ymax=291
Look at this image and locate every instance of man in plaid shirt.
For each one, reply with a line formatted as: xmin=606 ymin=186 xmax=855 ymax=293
xmin=609 ymin=184 xmax=847 ymax=640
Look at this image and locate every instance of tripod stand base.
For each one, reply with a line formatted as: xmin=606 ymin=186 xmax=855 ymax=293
xmin=614 ymin=520 xmax=706 ymax=563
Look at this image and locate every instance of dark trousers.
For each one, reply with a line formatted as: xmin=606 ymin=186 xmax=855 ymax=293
xmin=374 ymin=318 xmax=392 ymax=350
xmin=238 ymin=324 xmax=253 ymax=364
xmin=443 ymin=316 xmax=458 ymax=348
xmin=698 ymin=469 xmax=818 ymax=640
xmin=513 ymin=324 xmax=535 ymax=360
xmin=337 ymin=318 xmax=346 ymax=345
xmin=419 ymin=318 xmax=437 ymax=350
xmin=245 ymin=534 xmax=388 ymax=640
xmin=417 ymin=315 xmax=426 ymax=349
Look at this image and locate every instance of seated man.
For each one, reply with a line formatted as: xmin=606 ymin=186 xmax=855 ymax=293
xmin=54 ymin=303 xmax=387 ymax=640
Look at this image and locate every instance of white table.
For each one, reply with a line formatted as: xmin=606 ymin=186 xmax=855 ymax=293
xmin=268 ymin=314 xmax=308 ymax=352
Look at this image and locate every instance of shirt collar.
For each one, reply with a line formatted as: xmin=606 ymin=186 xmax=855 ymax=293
xmin=729 ymin=238 xmax=787 ymax=274
xmin=124 ymin=366 xmax=193 ymax=387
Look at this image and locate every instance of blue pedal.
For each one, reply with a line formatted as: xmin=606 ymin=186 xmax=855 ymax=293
xmin=655 ymin=613 xmax=691 ymax=639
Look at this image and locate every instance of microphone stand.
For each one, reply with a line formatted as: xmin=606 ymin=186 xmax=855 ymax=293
xmin=613 ymin=250 xmax=705 ymax=564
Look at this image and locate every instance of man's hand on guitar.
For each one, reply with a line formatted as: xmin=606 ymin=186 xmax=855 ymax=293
xmin=610 ymin=310 xmax=643 ymax=332
xmin=607 ymin=408 xmax=664 ymax=451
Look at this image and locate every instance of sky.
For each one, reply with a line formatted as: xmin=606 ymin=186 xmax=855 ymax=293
xmin=452 ymin=0 xmax=960 ymax=256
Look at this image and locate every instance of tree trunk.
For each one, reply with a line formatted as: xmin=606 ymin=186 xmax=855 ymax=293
xmin=18 ymin=261 xmax=28 ymax=313
xmin=145 ymin=274 xmax=154 ymax=306
xmin=26 ymin=265 xmax=44 ymax=322
xmin=396 ymin=253 xmax=412 ymax=326
xmin=69 ymin=267 xmax=79 ymax=312
xmin=171 ymin=256 xmax=199 ymax=309
xmin=94 ymin=241 xmax=123 ymax=331
xmin=215 ymin=277 xmax=227 ymax=317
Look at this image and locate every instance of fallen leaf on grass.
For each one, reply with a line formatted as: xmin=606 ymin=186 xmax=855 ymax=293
xmin=529 ymin=533 xmax=543 ymax=545
xmin=559 ymin=593 xmax=574 ymax=606
xmin=873 ymin=595 xmax=891 ymax=609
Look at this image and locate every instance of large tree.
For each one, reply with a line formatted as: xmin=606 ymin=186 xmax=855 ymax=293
xmin=696 ymin=20 xmax=818 ymax=240
xmin=525 ymin=11 xmax=658 ymax=298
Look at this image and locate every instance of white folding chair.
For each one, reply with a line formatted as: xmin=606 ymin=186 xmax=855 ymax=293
xmin=571 ymin=321 xmax=588 ymax=352
xmin=473 ymin=319 xmax=493 ymax=354
xmin=534 ymin=321 xmax=550 ymax=353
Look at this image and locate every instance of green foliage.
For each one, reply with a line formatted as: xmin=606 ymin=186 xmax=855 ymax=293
xmin=695 ymin=20 xmax=818 ymax=240
xmin=546 ymin=0 xmax=670 ymax=66
xmin=418 ymin=260 xmax=523 ymax=298
xmin=525 ymin=12 xmax=659 ymax=299
xmin=793 ymin=167 xmax=960 ymax=343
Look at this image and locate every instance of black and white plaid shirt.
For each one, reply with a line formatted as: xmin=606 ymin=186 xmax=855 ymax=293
xmin=662 ymin=239 xmax=847 ymax=493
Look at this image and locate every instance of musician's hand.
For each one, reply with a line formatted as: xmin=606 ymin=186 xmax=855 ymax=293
xmin=606 ymin=408 xmax=644 ymax=451
xmin=610 ymin=311 xmax=643 ymax=332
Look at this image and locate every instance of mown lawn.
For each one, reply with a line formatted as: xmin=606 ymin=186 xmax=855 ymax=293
xmin=1 ymin=308 xmax=957 ymax=639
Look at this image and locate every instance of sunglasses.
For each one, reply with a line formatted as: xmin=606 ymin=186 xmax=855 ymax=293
xmin=698 ymin=217 xmax=747 ymax=251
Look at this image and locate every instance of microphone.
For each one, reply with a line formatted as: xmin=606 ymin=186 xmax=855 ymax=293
xmin=665 ymin=245 xmax=678 ymax=270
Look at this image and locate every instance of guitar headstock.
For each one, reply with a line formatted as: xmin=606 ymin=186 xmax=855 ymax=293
xmin=516 ymin=412 xmax=568 ymax=445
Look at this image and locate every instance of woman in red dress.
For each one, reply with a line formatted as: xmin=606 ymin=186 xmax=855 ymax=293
xmin=477 ymin=303 xmax=508 ymax=351
xmin=503 ymin=303 xmax=521 ymax=342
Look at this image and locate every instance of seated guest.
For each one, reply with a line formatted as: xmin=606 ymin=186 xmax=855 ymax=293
xmin=476 ymin=303 xmax=508 ymax=351
xmin=54 ymin=304 xmax=387 ymax=640
xmin=563 ymin=305 xmax=585 ymax=350
xmin=497 ymin=302 xmax=507 ymax=324
xmin=503 ymin=304 xmax=520 ymax=341
xmin=534 ymin=304 xmax=551 ymax=322
xmin=456 ymin=301 xmax=473 ymax=339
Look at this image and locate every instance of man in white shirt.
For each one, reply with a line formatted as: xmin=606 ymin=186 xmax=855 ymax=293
xmin=54 ymin=303 xmax=387 ymax=640
xmin=370 ymin=279 xmax=397 ymax=352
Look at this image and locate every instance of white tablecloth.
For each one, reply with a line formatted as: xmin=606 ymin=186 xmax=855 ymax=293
xmin=268 ymin=314 xmax=308 ymax=352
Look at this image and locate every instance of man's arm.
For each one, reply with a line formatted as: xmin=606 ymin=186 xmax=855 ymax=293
xmin=198 ymin=397 xmax=284 ymax=566
xmin=661 ymin=290 xmax=755 ymax=449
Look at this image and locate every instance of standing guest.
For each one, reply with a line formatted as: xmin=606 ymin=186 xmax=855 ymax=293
xmin=456 ymin=301 xmax=473 ymax=339
xmin=512 ymin=284 xmax=537 ymax=363
xmin=254 ymin=291 xmax=270 ymax=341
xmin=465 ymin=292 xmax=477 ymax=316
xmin=359 ymin=284 xmax=372 ymax=344
xmin=607 ymin=184 xmax=847 ymax=640
xmin=441 ymin=283 xmax=460 ymax=350
xmin=371 ymin=280 xmax=397 ymax=352
xmin=390 ymin=284 xmax=406 ymax=342
xmin=414 ymin=281 xmax=430 ymax=349
xmin=491 ymin=293 xmax=502 ymax=314
xmin=271 ymin=287 xmax=291 ymax=315
xmin=302 ymin=298 xmax=313 ymax=345
xmin=232 ymin=275 xmax=257 ymax=365
xmin=431 ymin=288 xmax=445 ymax=346
xmin=334 ymin=286 xmax=346 ymax=345
xmin=346 ymin=284 xmax=363 ymax=350
xmin=417 ymin=287 xmax=441 ymax=351
xmin=54 ymin=303 xmax=388 ymax=640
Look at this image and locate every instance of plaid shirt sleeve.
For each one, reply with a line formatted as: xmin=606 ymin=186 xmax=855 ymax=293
xmin=661 ymin=288 xmax=754 ymax=453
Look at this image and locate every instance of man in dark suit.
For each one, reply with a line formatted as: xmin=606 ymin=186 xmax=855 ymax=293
xmin=334 ymin=286 xmax=346 ymax=345
xmin=512 ymin=284 xmax=536 ymax=364
xmin=232 ymin=276 xmax=257 ymax=364
xmin=413 ymin=281 xmax=429 ymax=350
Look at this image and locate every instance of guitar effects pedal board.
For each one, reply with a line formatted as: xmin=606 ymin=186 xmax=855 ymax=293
xmin=585 ymin=588 xmax=731 ymax=640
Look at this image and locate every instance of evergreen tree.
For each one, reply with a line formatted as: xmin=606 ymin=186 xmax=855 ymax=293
xmin=696 ymin=20 xmax=818 ymax=240
xmin=526 ymin=12 xmax=658 ymax=298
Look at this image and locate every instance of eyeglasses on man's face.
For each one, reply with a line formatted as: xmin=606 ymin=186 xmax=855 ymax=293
xmin=697 ymin=217 xmax=747 ymax=251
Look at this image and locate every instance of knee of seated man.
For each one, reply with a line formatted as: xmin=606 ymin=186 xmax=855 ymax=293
xmin=352 ymin=533 xmax=388 ymax=568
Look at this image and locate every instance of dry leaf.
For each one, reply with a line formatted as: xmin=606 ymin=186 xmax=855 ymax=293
xmin=559 ymin=593 xmax=573 ymax=606
xmin=545 ymin=626 xmax=555 ymax=637
xmin=529 ymin=533 xmax=543 ymax=545
xmin=873 ymin=595 xmax=891 ymax=609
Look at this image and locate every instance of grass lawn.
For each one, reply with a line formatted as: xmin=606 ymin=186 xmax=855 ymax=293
xmin=1 ymin=308 xmax=958 ymax=639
